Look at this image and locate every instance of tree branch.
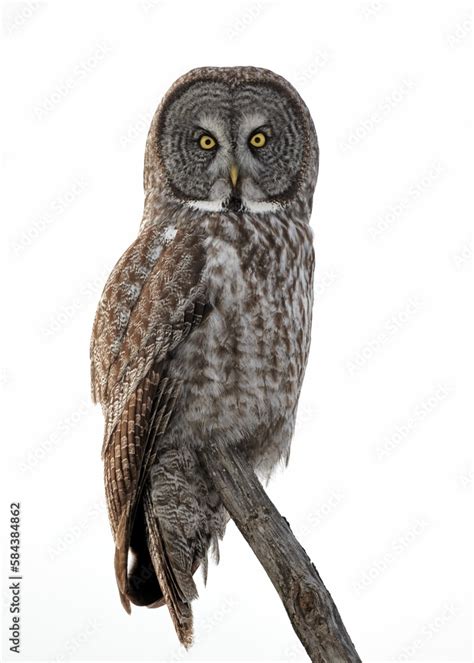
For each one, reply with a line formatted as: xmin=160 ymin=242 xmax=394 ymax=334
xmin=200 ymin=442 xmax=361 ymax=663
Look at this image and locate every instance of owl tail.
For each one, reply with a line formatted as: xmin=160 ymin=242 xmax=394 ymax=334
xmin=118 ymin=496 xmax=164 ymax=609
xmin=144 ymin=487 xmax=195 ymax=647
xmin=114 ymin=487 xmax=195 ymax=648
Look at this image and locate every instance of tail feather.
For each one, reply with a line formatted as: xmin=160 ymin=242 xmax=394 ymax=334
xmin=143 ymin=487 xmax=194 ymax=647
xmin=113 ymin=491 xmax=195 ymax=648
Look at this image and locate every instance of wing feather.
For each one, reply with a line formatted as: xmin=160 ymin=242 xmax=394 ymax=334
xmin=91 ymin=223 xmax=209 ymax=646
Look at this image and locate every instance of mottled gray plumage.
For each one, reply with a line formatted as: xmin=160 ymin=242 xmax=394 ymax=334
xmin=90 ymin=66 xmax=319 ymax=646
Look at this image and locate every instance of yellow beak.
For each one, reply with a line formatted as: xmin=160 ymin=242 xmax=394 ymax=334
xmin=229 ymin=164 xmax=239 ymax=188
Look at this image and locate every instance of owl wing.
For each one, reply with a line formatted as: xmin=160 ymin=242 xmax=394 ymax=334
xmin=90 ymin=222 xmax=208 ymax=647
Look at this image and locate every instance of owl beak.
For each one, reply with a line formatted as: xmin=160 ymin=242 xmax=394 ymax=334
xmin=229 ymin=164 xmax=239 ymax=188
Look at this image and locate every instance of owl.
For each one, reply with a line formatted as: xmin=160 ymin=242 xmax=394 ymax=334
xmin=90 ymin=66 xmax=319 ymax=646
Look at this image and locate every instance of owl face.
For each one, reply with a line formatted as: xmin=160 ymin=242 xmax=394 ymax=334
xmin=155 ymin=76 xmax=310 ymax=213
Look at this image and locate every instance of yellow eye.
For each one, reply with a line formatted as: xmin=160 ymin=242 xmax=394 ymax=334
xmin=199 ymin=134 xmax=217 ymax=150
xmin=249 ymin=131 xmax=267 ymax=148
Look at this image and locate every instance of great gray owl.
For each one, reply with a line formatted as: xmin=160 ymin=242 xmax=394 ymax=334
xmin=90 ymin=66 xmax=319 ymax=646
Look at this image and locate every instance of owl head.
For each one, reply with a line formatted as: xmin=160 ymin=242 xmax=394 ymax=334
xmin=144 ymin=67 xmax=318 ymax=215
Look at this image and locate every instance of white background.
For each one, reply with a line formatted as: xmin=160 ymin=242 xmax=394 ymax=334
xmin=1 ymin=1 xmax=472 ymax=661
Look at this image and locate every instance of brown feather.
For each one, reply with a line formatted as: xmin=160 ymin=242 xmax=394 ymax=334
xmin=143 ymin=487 xmax=194 ymax=647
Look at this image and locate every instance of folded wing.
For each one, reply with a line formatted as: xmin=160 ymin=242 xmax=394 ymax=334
xmin=90 ymin=222 xmax=209 ymax=646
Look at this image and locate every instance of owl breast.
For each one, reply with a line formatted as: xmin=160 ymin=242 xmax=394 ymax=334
xmin=166 ymin=212 xmax=314 ymax=470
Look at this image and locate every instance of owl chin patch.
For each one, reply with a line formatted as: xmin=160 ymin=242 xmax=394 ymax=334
xmin=227 ymin=193 xmax=243 ymax=212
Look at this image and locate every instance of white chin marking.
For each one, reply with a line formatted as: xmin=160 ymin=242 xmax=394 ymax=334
xmin=242 ymin=199 xmax=281 ymax=213
xmin=187 ymin=199 xmax=225 ymax=212
xmin=186 ymin=199 xmax=280 ymax=214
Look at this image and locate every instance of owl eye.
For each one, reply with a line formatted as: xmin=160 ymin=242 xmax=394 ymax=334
xmin=199 ymin=134 xmax=217 ymax=150
xmin=249 ymin=131 xmax=267 ymax=148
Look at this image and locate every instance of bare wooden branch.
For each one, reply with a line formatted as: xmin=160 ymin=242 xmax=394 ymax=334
xmin=200 ymin=442 xmax=361 ymax=663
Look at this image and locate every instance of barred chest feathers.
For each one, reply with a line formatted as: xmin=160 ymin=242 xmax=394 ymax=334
xmin=166 ymin=212 xmax=314 ymax=467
